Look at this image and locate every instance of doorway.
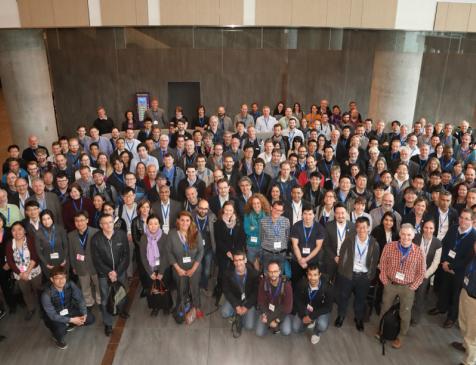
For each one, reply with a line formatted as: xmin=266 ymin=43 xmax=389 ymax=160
xmin=167 ymin=82 xmax=201 ymax=122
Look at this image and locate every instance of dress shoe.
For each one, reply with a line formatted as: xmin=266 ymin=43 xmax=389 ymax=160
xmin=355 ymin=319 xmax=364 ymax=332
xmin=334 ymin=316 xmax=345 ymax=328
xmin=451 ymin=341 xmax=465 ymax=352
xmin=391 ymin=338 xmax=401 ymax=349
xmin=104 ymin=325 xmax=113 ymax=336
xmin=428 ymin=308 xmax=444 ymax=316
xmin=443 ymin=319 xmax=455 ymax=328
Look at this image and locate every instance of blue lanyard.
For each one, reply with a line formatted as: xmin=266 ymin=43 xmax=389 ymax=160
xmin=337 ymin=224 xmax=347 ymax=242
xmin=72 ymin=198 xmax=83 ymax=212
xmin=356 ymin=238 xmax=369 ymax=262
xmin=161 ymin=204 xmax=170 ymax=222
xmin=125 ymin=207 xmax=136 ymax=224
xmin=398 ymin=242 xmax=411 ymax=267
xmin=272 ymin=220 xmax=281 ymax=238
xmin=5 ymin=207 xmax=10 ymax=225
xmin=18 ymin=246 xmax=25 ymax=263
xmin=235 ymin=271 xmax=247 ymax=293
xmin=324 ymin=160 xmax=333 ymax=176
xmin=178 ymin=232 xmax=189 ymax=254
xmin=125 ymin=140 xmax=135 ymax=151
xmin=79 ymin=229 xmax=88 ymax=249
xmin=114 ymin=172 xmax=125 ymax=185
xmin=195 ymin=216 xmax=208 ymax=232
xmin=58 ymin=291 xmax=65 ymax=307
xmin=308 ymin=280 xmax=321 ymax=302
xmin=42 ymin=226 xmax=56 ymax=251
xmin=252 ymin=173 xmax=264 ymax=190
xmin=455 ymin=229 xmax=473 ymax=250
xmin=302 ymin=222 xmax=314 ymax=246
xmin=93 ymin=211 xmax=100 ymax=226
xmin=269 ymin=279 xmax=282 ymax=302
xmin=466 ymin=259 xmax=476 ymax=276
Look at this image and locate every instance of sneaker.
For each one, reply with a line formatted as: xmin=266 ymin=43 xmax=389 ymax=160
xmin=307 ymin=321 xmax=316 ymax=330
xmin=196 ymin=309 xmax=205 ymax=319
xmin=66 ymin=324 xmax=75 ymax=332
xmin=55 ymin=339 xmax=68 ymax=350
xmin=311 ymin=335 xmax=320 ymax=345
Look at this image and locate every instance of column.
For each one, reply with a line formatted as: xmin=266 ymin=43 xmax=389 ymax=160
xmin=368 ymin=33 xmax=425 ymax=127
xmin=0 ymin=29 xmax=58 ymax=150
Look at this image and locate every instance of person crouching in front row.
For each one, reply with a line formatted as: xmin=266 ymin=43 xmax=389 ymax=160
xmin=41 ymin=266 xmax=95 ymax=349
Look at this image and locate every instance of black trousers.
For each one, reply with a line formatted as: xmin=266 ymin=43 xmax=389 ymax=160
xmin=43 ymin=310 xmax=95 ymax=341
xmin=336 ymin=272 xmax=370 ymax=321
xmin=436 ymin=270 xmax=463 ymax=321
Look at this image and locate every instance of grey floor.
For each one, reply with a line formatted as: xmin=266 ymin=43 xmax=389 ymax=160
xmin=0 ymin=290 xmax=465 ymax=365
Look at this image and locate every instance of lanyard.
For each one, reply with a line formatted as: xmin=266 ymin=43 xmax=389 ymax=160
xmin=292 ymin=203 xmax=302 ymax=221
xmin=421 ymin=237 xmax=431 ymax=256
xmin=42 ymin=226 xmax=56 ymax=251
xmin=114 ymin=172 xmax=124 ymax=185
xmin=18 ymin=245 xmax=25 ymax=263
xmin=235 ymin=271 xmax=247 ymax=293
xmin=439 ymin=211 xmax=449 ymax=231
xmin=337 ymin=224 xmax=347 ymax=242
xmin=269 ymin=279 xmax=282 ymax=302
xmin=324 ymin=160 xmax=333 ymax=176
xmin=58 ymin=291 xmax=65 ymax=307
xmin=272 ymin=220 xmax=281 ymax=238
xmin=195 ymin=216 xmax=208 ymax=233
xmin=79 ymin=229 xmax=89 ymax=249
xmin=161 ymin=204 xmax=170 ymax=222
xmin=308 ymin=280 xmax=321 ymax=302
xmin=455 ymin=229 xmax=473 ymax=250
xmin=466 ymin=259 xmax=476 ymax=276
xmin=264 ymin=117 xmax=269 ymax=129
xmin=178 ymin=231 xmax=189 ymax=254
xmin=125 ymin=140 xmax=135 ymax=151
xmin=72 ymin=198 xmax=83 ymax=212
xmin=186 ymin=154 xmax=196 ymax=165
xmin=302 ymin=222 xmax=314 ymax=246
xmin=5 ymin=207 xmax=10 ymax=225
xmin=356 ymin=237 xmax=369 ymax=262
xmin=398 ymin=242 xmax=411 ymax=267
xmin=252 ymin=173 xmax=264 ymax=190
xmin=125 ymin=206 xmax=136 ymax=224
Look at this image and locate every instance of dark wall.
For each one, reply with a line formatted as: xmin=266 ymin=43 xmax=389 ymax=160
xmin=45 ymin=27 xmax=476 ymax=137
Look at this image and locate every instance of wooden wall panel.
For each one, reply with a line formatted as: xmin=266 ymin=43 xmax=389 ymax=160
xmin=52 ymin=0 xmax=89 ymax=27
xmin=445 ymin=3 xmax=471 ymax=32
xmin=18 ymin=0 xmax=55 ymax=28
xmin=468 ymin=4 xmax=476 ymax=32
xmin=361 ymin=0 xmax=397 ymax=29
xmin=135 ymin=0 xmax=149 ymax=25
xmin=291 ymin=0 xmax=325 ymax=27
xmin=434 ymin=2 xmax=449 ymax=31
xmin=349 ymin=0 xmax=363 ymax=28
xmin=160 ymin=0 xmax=196 ymax=25
xmin=197 ymin=0 xmax=220 ymax=26
xmin=220 ymin=0 xmax=244 ymax=26
xmin=327 ymin=0 xmax=352 ymax=28
xmin=101 ymin=0 xmax=138 ymax=26
xmin=255 ymin=0 xmax=292 ymax=26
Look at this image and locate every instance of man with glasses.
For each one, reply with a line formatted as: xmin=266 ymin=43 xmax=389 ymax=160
xmin=260 ymin=201 xmax=290 ymax=272
xmin=91 ymin=214 xmax=130 ymax=336
xmin=54 ymin=172 xmax=70 ymax=204
xmin=369 ymin=192 xmax=402 ymax=230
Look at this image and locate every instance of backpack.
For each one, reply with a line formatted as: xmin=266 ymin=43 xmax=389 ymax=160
xmin=378 ymin=302 xmax=401 ymax=355
xmin=106 ymin=281 xmax=127 ymax=316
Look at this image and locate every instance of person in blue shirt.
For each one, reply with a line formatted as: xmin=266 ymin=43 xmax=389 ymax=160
xmin=41 ymin=266 xmax=95 ymax=349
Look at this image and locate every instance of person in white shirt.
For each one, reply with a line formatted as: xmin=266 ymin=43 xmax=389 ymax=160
xmin=130 ymin=143 xmax=159 ymax=174
xmin=123 ymin=129 xmax=141 ymax=160
xmin=255 ymin=106 xmax=277 ymax=133
xmin=284 ymin=117 xmax=304 ymax=146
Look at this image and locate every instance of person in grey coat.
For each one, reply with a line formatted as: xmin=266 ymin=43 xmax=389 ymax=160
xmin=167 ymin=211 xmax=204 ymax=320
xmin=35 ymin=209 xmax=69 ymax=278
xmin=68 ymin=210 xmax=100 ymax=308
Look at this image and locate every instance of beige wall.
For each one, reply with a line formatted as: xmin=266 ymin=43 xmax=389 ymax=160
xmin=4 ymin=0 xmax=476 ymax=31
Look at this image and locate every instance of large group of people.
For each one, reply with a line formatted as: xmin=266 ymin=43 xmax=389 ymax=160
xmin=0 ymin=98 xmax=475 ymax=364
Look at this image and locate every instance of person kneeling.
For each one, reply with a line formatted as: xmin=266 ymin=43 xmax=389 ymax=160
xmin=256 ymin=261 xmax=293 ymax=336
xmin=41 ymin=266 xmax=95 ymax=349
xmin=221 ymin=250 xmax=259 ymax=332
xmin=292 ymin=264 xmax=333 ymax=344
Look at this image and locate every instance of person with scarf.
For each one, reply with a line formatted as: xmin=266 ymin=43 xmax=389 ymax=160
xmin=243 ymin=194 xmax=270 ymax=271
xmin=139 ymin=215 xmax=170 ymax=316
xmin=213 ymin=201 xmax=246 ymax=306
xmin=35 ymin=209 xmax=69 ymax=278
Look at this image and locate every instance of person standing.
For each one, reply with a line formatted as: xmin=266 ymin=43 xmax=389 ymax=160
xmin=378 ymin=224 xmax=425 ymax=349
xmin=91 ymin=214 xmax=130 ymax=336
xmin=334 ymin=217 xmax=380 ymax=331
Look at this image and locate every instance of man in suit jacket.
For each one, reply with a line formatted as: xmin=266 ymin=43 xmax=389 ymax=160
xmin=143 ymin=98 xmax=167 ymax=128
xmin=209 ymin=179 xmax=237 ymax=216
xmin=429 ymin=190 xmax=459 ymax=240
xmin=150 ymin=184 xmax=182 ymax=235
xmin=322 ymin=203 xmax=355 ymax=281
xmin=177 ymin=165 xmax=206 ymax=202
xmin=67 ymin=211 xmax=100 ymax=308
xmin=391 ymin=146 xmax=419 ymax=179
xmin=412 ymin=220 xmax=442 ymax=324
xmin=283 ymin=186 xmax=312 ymax=226
xmin=150 ymin=134 xmax=174 ymax=166
xmin=26 ymin=178 xmax=63 ymax=226
xmin=335 ymin=217 xmax=380 ymax=331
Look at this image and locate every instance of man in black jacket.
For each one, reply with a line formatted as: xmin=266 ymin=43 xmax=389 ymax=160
xmin=91 ymin=214 xmax=130 ymax=336
xmin=291 ymin=264 xmax=334 ymax=344
xmin=334 ymin=217 xmax=380 ymax=332
xmin=221 ymin=251 xmax=259 ymax=331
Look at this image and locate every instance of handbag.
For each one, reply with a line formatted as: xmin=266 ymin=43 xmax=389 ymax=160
xmin=147 ymin=279 xmax=173 ymax=310
xmin=106 ymin=281 xmax=127 ymax=316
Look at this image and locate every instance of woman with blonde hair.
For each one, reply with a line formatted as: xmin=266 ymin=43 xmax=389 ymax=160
xmin=168 ymin=211 xmax=204 ymax=321
xmin=243 ymin=194 xmax=271 ymax=270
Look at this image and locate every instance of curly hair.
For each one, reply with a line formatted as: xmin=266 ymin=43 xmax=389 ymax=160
xmin=244 ymin=193 xmax=271 ymax=215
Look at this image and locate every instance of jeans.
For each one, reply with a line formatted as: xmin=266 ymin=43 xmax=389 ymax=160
xmin=43 ymin=309 xmax=95 ymax=341
xmin=292 ymin=312 xmax=330 ymax=335
xmin=246 ymin=246 xmax=261 ymax=265
xmin=255 ymin=314 xmax=292 ymax=337
xmin=221 ymin=300 xmax=257 ymax=331
xmin=199 ymin=249 xmax=213 ymax=290
xmin=98 ymin=273 xmax=127 ymax=327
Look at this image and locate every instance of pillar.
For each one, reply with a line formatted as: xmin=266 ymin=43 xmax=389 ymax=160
xmin=368 ymin=33 xmax=425 ymax=127
xmin=0 ymin=29 xmax=58 ymax=150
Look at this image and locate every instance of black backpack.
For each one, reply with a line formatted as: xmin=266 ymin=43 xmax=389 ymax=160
xmin=378 ymin=302 xmax=401 ymax=355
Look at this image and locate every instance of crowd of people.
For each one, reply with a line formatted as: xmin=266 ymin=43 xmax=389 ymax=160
xmin=0 ymin=98 xmax=475 ymax=364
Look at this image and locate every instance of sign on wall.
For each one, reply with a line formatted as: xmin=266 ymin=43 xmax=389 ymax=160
xmin=136 ymin=92 xmax=150 ymax=122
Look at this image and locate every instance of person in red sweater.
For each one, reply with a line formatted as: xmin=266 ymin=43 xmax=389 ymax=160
xmin=256 ymin=260 xmax=293 ymax=336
